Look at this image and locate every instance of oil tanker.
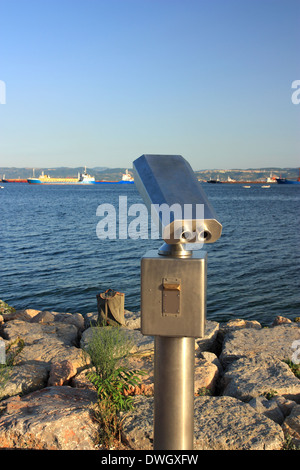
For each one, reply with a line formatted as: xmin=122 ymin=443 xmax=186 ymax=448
xmin=27 ymin=168 xmax=134 ymax=185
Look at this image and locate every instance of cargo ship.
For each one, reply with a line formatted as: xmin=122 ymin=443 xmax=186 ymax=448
xmin=27 ymin=168 xmax=134 ymax=185
xmin=1 ymin=175 xmax=27 ymax=183
xmin=27 ymin=167 xmax=96 ymax=184
xmin=276 ymin=169 xmax=300 ymax=185
xmin=97 ymin=169 xmax=134 ymax=184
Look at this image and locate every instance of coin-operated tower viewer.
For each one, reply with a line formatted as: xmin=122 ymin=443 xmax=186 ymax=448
xmin=133 ymin=154 xmax=222 ymax=450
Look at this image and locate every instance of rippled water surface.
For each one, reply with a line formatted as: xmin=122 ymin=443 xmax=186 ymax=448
xmin=1 ymin=182 xmax=299 ymax=325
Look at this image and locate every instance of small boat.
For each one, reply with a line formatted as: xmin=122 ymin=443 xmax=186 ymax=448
xmin=261 ymin=185 xmax=270 ymax=188
xmin=243 ymin=185 xmax=251 ymax=188
xmin=207 ymin=176 xmax=222 ymax=184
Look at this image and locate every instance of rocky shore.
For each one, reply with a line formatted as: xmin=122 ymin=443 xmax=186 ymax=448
xmin=0 ymin=299 xmax=299 ymax=450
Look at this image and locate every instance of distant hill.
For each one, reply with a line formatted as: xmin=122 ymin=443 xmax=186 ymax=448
xmin=0 ymin=166 xmax=299 ymax=182
xmin=195 ymin=167 xmax=299 ymax=182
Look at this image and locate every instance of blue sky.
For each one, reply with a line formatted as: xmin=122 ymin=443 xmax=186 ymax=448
xmin=0 ymin=0 xmax=299 ymax=170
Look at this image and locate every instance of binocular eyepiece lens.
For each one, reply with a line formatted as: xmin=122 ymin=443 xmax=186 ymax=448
xmin=181 ymin=230 xmax=195 ymax=242
xmin=180 ymin=229 xmax=211 ymax=243
xmin=198 ymin=230 xmax=211 ymax=242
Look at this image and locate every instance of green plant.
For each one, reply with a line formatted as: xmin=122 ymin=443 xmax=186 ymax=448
xmin=284 ymin=359 xmax=300 ymax=379
xmin=196 ymin=387 xmax=212 ymax=397
xmin=84 ymin=325 xmax=145 ymax=448
xmin=262 ymin=389 xmax=278 ymax=400
xmin=283 ymin=434 xmax=300 ymax=451
xmin=88 ymin=366 xmax=144 ymax=412
xmin=91 ymin=397 xmax=120 ymax=448
xmin=85 ymin=325 xmax=133 ymax=378
xmin=0 ymin=363 xmax=11 ymax=394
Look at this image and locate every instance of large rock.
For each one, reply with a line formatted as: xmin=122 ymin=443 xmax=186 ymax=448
xmin=14 ymin=338 xmax=88 ymax=371
xmin=194 ymin=359 xmax=219 ymax=394
xmin=221 ymin=354 xmax=300 ymax=403
xmin=0 ymin=363 xmax=48 ymax=400
xmin=0 ymin=386 xmax=98 ymax=450
xmin=217 ymin=318 xmax=262 ymax=344
xmin=220 ymin=323 xmax=300 ymax=367
xmin=194 ymin=396 xmax=284 ymax=450
xmin=2 ymin=320 xmax=88 ymax=370
xmin=248 ymin=396 xmax=296 ymax=425
xmin=121 ymin=395 xmax=285 ymax=450
xmin=121 ymin=396 xmax=154 ymax=450
xmin=121 ymin=352 xmax=219 ymax=397
xmin=196 ymin=320 xmax=219 ymax=353
xmin=31 ymin=311 xmax=85 ymax=333
xmin=124 ymin=310 xmax=141 ymax=330
xmin=47 ymin=360 xmax=78 ymax=386
xmin=2 ymin=319 xmax=79 ymax=346
xmin=2 ymin=308 xmax=40 ymax=322
xmin=0 ymin=320 xmax=89 ymax=400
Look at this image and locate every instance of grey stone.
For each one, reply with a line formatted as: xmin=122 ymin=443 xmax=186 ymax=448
xmin=0 ymin=363 xmax=48 ymax=400
xmin=13 ymin=337 xmax=88 ymax=371
xmin=221 ymin=355 xmax=300 ymax=403
xmin=4 ymin=308 xmax=41 ymax=322
xmin=0 ymin=386 xmax=98 ymax=450
xmin=52 ymin=312 xmax=85 ymax=332
xmin=121 ymin=396 xmax=154 ymax=450
xmin=282 ymin=404 xmax=300 ymax=448
xmin=124 ymin=310 xmax=141 ymax=330
xmin=194 ymin=396 xmax=284 ymax=450
xmin=121 ymin=395 xmax=285 ymax=450
xmin=273 ymin=395 xmax=297 ymax=417
xmin=30 ymin=310 xmax=55 ymax=324
xmin=0 ymin=320 xmax=89 ymax=401
xmin=196 ymin=320 xmax=219 ymax=353
xmin=220 ymin=323 xmax=300 ymax=367
xmin=198 ymin=351 xmax=223 ymax=374
xmin=248 ymin=396 xmax=285 ymax=424
xmin=81 ymin=311 xmax=98 ymax=329
xmin=2 ymin=319 xmax=79 ymax=347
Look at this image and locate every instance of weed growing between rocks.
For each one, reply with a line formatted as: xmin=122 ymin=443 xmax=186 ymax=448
xmin=283 ymin=434 xmax=300 ymax=451
xmin=284 ymin=360 xmax=300 ymax=379
xmin=84 ymin=324 xmax=145 ymax=448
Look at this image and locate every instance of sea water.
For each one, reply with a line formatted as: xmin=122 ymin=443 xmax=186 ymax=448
xmin=0 ymin=182 xmax=299 ymax=325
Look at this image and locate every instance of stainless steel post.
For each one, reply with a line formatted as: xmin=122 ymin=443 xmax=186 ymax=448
xmin=133 ymin=154 xmax=222 ymax=451
xmin=154 ymin=335 xmax=195 ymax=450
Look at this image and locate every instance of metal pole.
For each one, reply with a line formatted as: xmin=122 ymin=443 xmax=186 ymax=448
xmin=154 ymin=335 xmax=195 ymax=450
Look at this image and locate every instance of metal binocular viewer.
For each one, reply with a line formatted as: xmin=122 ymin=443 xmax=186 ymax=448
xmin=133 ymin=154 xmax=222 ymax=451
xmin=133 ymin=154 xmax=222 ymax=256
xmin=133 ymin=154 xmax=222 ymax=338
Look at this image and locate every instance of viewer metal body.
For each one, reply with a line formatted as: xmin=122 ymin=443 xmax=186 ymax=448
xmin=133 ymin=154 xmax=222 ymax=450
